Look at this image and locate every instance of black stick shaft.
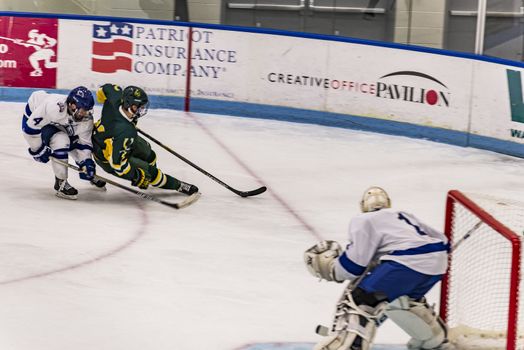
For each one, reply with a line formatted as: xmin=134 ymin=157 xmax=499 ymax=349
xmin=136 ymin=128 xmax=266 ymax=197
xmin=53 ymin=159 xmax=186 ymax=209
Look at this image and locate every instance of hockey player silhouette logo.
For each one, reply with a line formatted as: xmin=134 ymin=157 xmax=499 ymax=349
xmin=7 ymin=29 xmax=58 ymax=77
xmin=0 ymin=17 xmax=57 ymax=88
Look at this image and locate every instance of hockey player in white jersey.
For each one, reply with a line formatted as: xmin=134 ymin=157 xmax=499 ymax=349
xmin=304 ymin=187 xmax=453 ymax=350
xmin=22 ymin=86 xmax=105 ymax=199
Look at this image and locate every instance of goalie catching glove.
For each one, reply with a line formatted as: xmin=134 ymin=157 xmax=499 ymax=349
xmin=304 ymin=240 xmax=343 ymax=282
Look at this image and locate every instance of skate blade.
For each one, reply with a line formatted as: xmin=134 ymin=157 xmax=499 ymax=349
xmin=90 ymin=184 xmax=107 ymax=192
xmin=55 ymin=191 xmax=78 ymax=200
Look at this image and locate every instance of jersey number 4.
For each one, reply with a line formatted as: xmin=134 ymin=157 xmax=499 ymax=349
xmin=33 ymin=117 xmax=43 ymax=125
xmin=398 ymin=213 xmax=427 ymax=236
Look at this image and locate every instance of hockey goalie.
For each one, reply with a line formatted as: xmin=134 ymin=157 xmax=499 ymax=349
xmin=304 ymin=187 xmax=454 ymax=350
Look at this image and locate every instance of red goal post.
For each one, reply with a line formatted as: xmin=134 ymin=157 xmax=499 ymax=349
xmin=440 ymin=190 xmax=522 ymax=350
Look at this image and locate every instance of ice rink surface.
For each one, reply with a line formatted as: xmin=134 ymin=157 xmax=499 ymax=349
xmin=1 ymin=101 xmax=524 ymax=350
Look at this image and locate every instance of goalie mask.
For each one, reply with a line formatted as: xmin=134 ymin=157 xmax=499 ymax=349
xmin=360 ymin=186 xmax=391 ymax=213
xmin=122 ymin=86 xmax=149 ymax=120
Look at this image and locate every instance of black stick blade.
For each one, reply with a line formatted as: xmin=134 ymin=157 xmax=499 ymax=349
xmin=237 ymin=186 xmax=267 ymax=197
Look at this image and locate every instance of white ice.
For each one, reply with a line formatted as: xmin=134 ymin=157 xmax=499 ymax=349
xmin=1 ymin=101 xmax=523 ymax=350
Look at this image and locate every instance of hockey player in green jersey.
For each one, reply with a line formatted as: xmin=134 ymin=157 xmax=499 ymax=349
xmin=92 ymin=84 xmax=199 ymax=195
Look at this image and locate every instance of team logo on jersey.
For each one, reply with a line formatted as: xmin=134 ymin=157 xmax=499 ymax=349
xmin=91 ymin=22 xmax=134 ymax=73
xmin=57 ymin=102 xmax=65 ymax=113
xmin=506 ymin=69 xmax=524 ymax=139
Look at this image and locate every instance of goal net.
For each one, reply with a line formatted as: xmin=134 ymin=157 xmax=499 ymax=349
xmin=440 ymin=190 xmax=524 ymax=350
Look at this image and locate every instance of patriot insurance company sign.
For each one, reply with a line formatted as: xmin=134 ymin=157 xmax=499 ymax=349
xmin=57 ymin=19 xmax=237 ymax=96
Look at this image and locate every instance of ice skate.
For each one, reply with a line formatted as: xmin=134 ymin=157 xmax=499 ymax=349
xmin=54 ymin=177 xmax=78 ymax=200
xmin=90 ymin=178 xmax=107 ymax=191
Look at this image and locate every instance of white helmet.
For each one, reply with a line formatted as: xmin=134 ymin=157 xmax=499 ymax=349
xmin=360 ymin=186 xmax=391 ymax=213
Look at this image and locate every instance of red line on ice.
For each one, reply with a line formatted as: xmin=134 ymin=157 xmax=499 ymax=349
xmin=0 ymin=202 xmax=149 ymax=285
xmin=188 ymin=112 xmax=323 ymax=241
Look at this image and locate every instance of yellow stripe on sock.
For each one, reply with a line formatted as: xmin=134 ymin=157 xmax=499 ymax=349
xmin=150 ymin=169 xmax=164 ymax=186
xmin=159 ymin=175 xmax=167 ymax=187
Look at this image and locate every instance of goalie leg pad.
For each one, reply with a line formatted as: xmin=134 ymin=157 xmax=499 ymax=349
xmin=386 ymin=296 xmax=448 ymax=350
xmin=314 ymin=287 xmax=388 ymax=350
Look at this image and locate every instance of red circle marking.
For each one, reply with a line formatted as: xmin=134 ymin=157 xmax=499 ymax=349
xmin=426 ymin=90 xmax=438 ymax=105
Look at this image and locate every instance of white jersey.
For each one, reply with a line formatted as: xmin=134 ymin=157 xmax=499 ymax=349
xmin=22 ymin=90 xmax=93 ymax=162
xmin=333 ymin=209 xmax=449 ymax=280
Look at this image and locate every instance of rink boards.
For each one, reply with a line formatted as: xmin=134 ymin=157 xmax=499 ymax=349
xmin=0 ymin=11 xmax=524 ymax=158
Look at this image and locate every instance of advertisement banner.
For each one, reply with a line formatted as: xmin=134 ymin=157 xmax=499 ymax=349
xmin=190 ymin=31 xmax=472 ymax=131
xmin=0 ymin=16 xmax=58 ymax=88
xmin=189 ymin=31 xmax=337 ymax=111
xmin=58 ymin=19 xmax=237 ymax=96
xmin=58 ymin=20 xmax=244 ymax=98
xmin=0 ymin=14 xmax=519 ymax=151
xmin=324 ymin=42 xmax=473 ymax=130
xmin=54 ymin=16 xmax=481 ymax=133
xmin=470 ymin=63 xmax=524 ymax=144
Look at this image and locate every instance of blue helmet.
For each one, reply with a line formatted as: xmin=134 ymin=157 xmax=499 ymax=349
xmin=66 ymin=86 xmax=94 ymax=121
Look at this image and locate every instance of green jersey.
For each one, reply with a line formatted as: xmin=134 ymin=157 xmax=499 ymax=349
xmin=92 ymin=84 xmax=138 ymax=180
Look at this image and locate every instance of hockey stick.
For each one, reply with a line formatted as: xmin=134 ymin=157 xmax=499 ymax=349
xmin=52 ymin=159 xmax=200 ymax=210
xmin=136 ymin=127 xmax=267 ymax=197
xmin=0 ymin=36 xmax=16 ymax=42
xmin=450 ymin=220 xmax=483 ymax=252
xmin=0 ymin=36 xmax=42 ymax=48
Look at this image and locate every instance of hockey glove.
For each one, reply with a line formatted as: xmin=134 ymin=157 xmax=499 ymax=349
xmin=77 ymin=159 xmax=96 ymax=181
xmin=131 ymin=168 xmax=150 ymax=189
xmin=28 ymin=144 xmax=52 ymax=163
xmin=304 ymin=240 xmax=343 ymax=282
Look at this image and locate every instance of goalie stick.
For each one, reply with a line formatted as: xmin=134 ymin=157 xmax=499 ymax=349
xmin=52 ymin=159 xmax=200 ymax=210
xmin=136 ymin=127 xmax=267 ymax=198
xmin=450 ymin=220 xmax=483 ymax=252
